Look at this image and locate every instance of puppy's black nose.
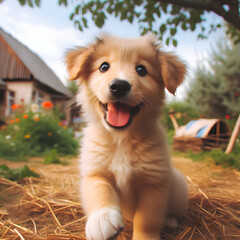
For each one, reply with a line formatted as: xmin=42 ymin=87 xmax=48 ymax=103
xmin=109 ymin=79 xmax=131 ymax=98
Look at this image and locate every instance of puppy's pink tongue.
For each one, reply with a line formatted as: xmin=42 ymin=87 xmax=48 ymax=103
xmin=107 ymin=102 xmax=131 ymax=127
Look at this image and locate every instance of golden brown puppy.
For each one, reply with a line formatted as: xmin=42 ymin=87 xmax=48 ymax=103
xmin=65 ymin=34 xmax=188 ymax=240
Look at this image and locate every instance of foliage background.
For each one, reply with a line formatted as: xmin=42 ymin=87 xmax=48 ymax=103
xmin=186 ymin=37 xmax=240 ymax=119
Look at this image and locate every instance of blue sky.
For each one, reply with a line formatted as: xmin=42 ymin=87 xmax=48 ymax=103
xmin=0 ymin=0 xmax=224 ymax=99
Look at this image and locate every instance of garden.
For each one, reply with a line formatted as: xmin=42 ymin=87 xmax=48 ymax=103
xmin=0 ymin=98 xmax=240 ymax=240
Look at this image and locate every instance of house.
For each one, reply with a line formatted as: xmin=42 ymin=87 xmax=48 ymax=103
xmin=0 ymin=27 xmax=72 ymax=123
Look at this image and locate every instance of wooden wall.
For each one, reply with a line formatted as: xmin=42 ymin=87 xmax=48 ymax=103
xmin=0 ymin=36 xmax=31 ymax=80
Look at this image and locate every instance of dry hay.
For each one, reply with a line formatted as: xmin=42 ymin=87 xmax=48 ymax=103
xmin=0 ymin=157 xmax=240 ymax=240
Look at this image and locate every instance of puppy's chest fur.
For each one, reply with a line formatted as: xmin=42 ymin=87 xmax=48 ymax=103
xmin=81 ymin=132 xmax=169 ymax=190
xmin=108 ymin=144 xmax=134 ymax=189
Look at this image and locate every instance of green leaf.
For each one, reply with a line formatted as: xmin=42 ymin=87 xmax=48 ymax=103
xmin=70 ymin=13 xmax=74 ymax=20
xmin=161 ymin=3 xmax=168 ymax=14
xmin=135 ymin=0 xmax=143 ymax=6
xmin=95 ymin=12 xmax=106 ymax=28
xmin=166 ymin=37 xmax=170 ymax=46
xmin=19 ymin=0 xmax=26 ymax=6
xmin=75 ymin=5 xmax=80 ymax=15
xmin=82 ymin=17 xmax=88 ymax=28
xmin=155 ymin=9 xmax=161 ymax=18
xmin=82 ymin=5 xmax=89 ymax=15
xmin=59 ymin=0 xmax=67 ymax=6
xmin=160 ymin=24 xmax=167 ymax=35
xmin=172 ymin=39 xmax=177 ymax=47
xmin=74 ymin=20 xmax=83 ymax=31
xmin=115 ymin=2 xmax=123 ymax=12
xmin=28 ymin=0 xmax=33 ymax=7
xmin=181 ymin=23 xmax=187 ymax=31
xmin=170 ymin=28 xmax=177 ymax=36
xmin=35 ymin=0 xmax=40 ymax=7
xmin=128 ymin=15 xmax=134 ymax=23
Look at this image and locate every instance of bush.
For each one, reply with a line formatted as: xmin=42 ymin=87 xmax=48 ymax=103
xmin=44 ymin=149 xmax=61 ymax=164
xmin=0 ymin=164 xmax=39 ymax=181
xmin=0 ymin=102 xmax=79 ymax=160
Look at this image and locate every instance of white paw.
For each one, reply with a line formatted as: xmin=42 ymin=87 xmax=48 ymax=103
xmin=86 ymin=207 xmax=124 ymax=240
xmin=165 ymin=217 xmax=179 ymax=228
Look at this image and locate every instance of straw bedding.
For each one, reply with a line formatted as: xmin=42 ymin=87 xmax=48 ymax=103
xmin=0 ymin=157 xmax=240 ymax=240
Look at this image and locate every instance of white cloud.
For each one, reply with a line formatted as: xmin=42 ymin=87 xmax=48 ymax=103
xmin=1 ymin=5 xmax=9 ymax=13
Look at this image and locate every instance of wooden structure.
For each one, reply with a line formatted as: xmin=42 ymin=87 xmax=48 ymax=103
xmin=225 ymin=114 xmax=240 ymax=154
xmin=170 ymin=112 xmax=231 ymax=152
xmin=0 ymin=27 xmax=72 ymax=121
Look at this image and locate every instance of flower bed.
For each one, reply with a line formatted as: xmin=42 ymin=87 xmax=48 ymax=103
xmin=0 ymin=102 xmax=78 ymax=160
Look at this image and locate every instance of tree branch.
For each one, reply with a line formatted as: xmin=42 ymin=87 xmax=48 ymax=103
xmin=158 ymin=0 xmax=215 ymax=11
xmin=158 ymin=0 xmax=240 ymax=30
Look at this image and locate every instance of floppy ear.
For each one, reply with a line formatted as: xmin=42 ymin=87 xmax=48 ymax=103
xmin=158 ymin=52 xmax=187 ymax=95
xmin=65 ymin=47 xmax=92 ymax=81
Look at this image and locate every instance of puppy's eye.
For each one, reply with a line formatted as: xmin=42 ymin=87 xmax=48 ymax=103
xmin=136 ymin=65 xmax=147 ymax=77
xmin=99 ymin=62 xmax=110 ymax=72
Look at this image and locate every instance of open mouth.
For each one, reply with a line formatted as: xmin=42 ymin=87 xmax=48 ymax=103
xmin=101 ymin=102 xmax=141 ymax=129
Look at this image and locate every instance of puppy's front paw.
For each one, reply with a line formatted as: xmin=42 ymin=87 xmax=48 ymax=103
xmin=86 ymin=207 xmax=124 ymax=240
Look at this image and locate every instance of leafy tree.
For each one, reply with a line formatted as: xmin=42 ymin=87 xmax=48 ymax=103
xmin=1 ymin=0 xmax=240 ymax=46
xmin=67 ymin=80 xmax=78 ymax=95
xmin=186 ymin=38 xmax=240 ymax=118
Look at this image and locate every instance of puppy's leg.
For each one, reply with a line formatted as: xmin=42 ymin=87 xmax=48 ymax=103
xmin=165 ymin=168 xmax=188 ymax=228
xmin=82 ymin=176 xmax=124 ymax=240
xmin=133 ymin=187 xmax=168 ymax=240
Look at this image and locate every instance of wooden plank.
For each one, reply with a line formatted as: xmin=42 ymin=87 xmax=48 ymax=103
xmin=225 ymin=114 xmax=240 ymax=154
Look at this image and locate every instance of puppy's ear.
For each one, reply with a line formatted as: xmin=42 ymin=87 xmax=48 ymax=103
xmin=158 ymin=52 xmax=186 ymax=95
xmin=65 ymin=47 xmax=91 ymax=81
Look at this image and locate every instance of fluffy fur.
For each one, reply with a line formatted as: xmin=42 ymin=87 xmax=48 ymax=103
xmin=65 ymin=34 xmax=188 ymax=240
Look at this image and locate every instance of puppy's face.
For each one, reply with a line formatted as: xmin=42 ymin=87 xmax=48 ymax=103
xmin=66 ymin=35 xmax=186 ymax=130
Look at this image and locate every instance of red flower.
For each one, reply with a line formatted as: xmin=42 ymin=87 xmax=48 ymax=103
xmin=11 ymin=104 xmax=23 ymax=111
xmin=10 ymin=119 xmax=15 ymax=124
xmin=234 ymin=92 xmax=240 ymax=97
xmin=11 ymin=104 xmax=18 ymax=111
xmin=23 ymin=114 xmax=28 ymax=119
xmin=42 ymin=101 xmax=53 ymax=109
xmin=15 ymin=118 xmax=20 ymax=123
xmin=225 ymin=115 xmax=230 ymax=119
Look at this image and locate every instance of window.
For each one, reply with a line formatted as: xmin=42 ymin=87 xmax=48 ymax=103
xmin=6 ymin=91 xmax=15 ymax=115
xmin=32 ymin=90 xmax=44 ymax=106
xmin=36 ymin=92 xmax=44 ymax=106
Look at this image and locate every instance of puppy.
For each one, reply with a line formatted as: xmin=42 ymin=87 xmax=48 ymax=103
xmin=65 ymin=34 xmax=188 ymax=240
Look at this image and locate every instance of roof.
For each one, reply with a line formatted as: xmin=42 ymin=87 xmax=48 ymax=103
xmin=175 ymin=119 xmax=231 ymax=138
xmin=0 ymin=27 xmax=72 ymax=97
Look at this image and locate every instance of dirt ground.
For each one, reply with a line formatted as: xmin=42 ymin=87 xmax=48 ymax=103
xmin=0 ymin=156 xmax=240 ymax=240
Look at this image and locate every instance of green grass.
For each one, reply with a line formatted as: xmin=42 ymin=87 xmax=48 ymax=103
xmin=166 ymin=130 xmax=240 ymax=170
xmin=0 ymin=164 xmax=39 ymax=181
xmin=172 ymin=140 xmax=240 ymax=170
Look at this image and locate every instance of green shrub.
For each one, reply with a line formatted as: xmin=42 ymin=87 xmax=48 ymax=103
xmin=44 ymin=149 xmax=61 ymax=164
xmin=0 ymin=164 xmax=39 ymax=181
xmin=0 ymin=102 xmax=79 ymax=160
